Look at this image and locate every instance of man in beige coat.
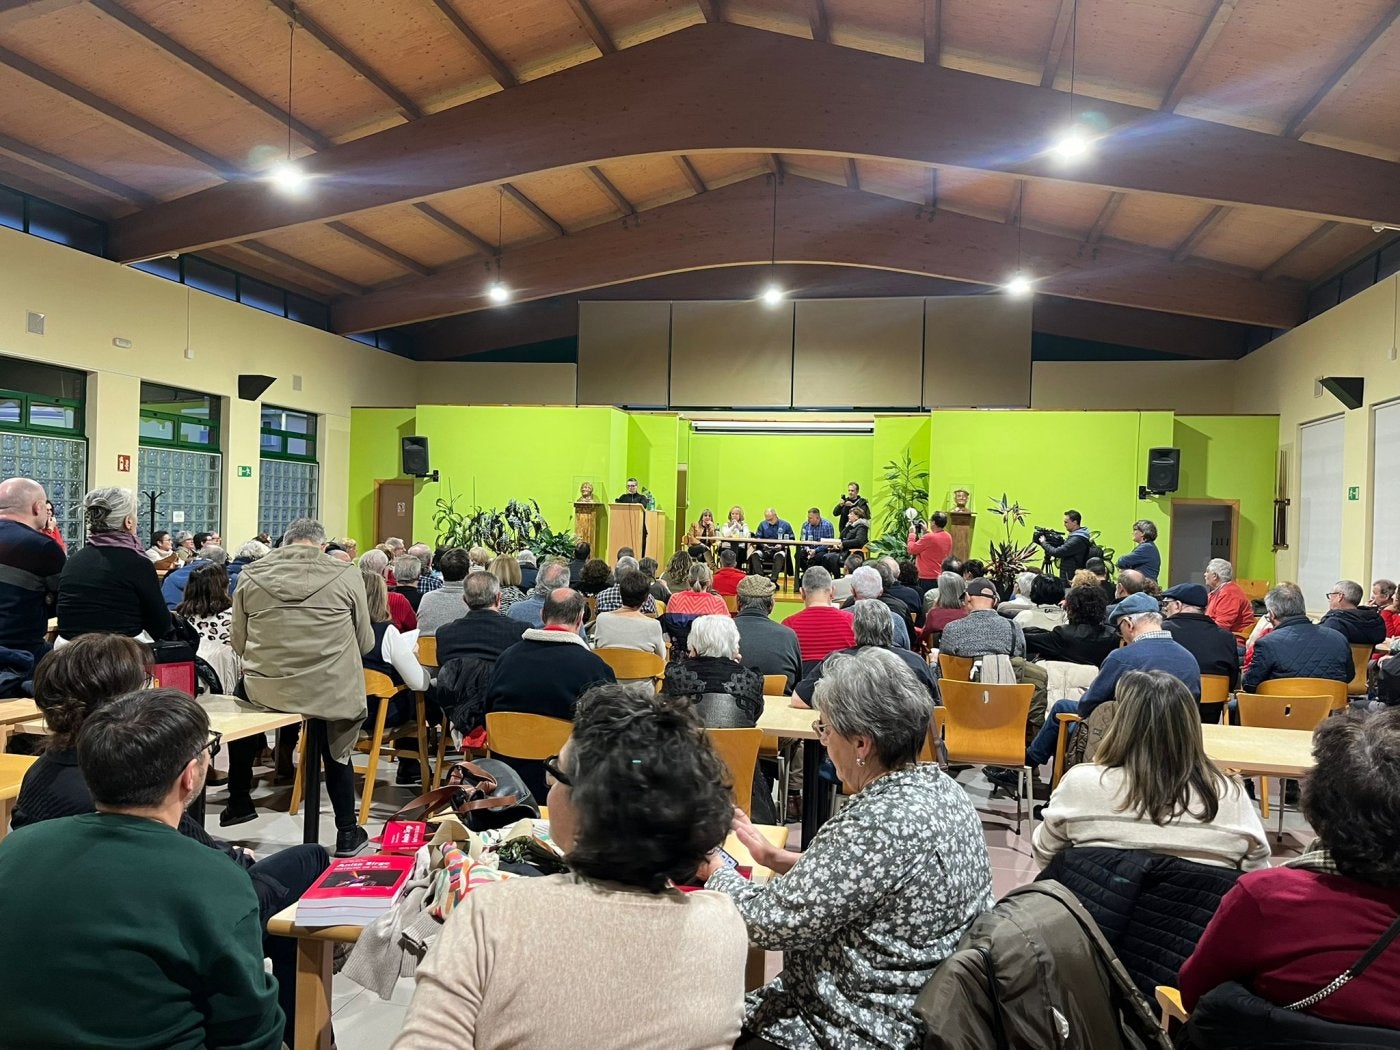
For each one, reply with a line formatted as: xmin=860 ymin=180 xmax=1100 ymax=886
xmin=225 ymin=518 xmax=374 ymax=856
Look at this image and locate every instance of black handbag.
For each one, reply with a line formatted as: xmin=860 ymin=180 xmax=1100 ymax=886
xmin=391 ymin=759 xmax=540 ymax=832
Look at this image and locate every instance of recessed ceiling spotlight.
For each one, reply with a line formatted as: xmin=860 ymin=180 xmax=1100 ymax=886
xmin=1003 ymin=273 xmax=1035 ymax=297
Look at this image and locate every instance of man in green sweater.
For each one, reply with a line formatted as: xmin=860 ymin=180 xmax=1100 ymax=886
xmin=0 ymin=688 xmax=284 ymax=1049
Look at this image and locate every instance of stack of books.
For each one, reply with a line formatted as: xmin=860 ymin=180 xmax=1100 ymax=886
xmin=295 ymin=855 xmax=416 ymax=927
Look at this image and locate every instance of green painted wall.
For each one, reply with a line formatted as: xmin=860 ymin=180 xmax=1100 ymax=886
xmin=1173 ymin=415 xmax=1278 ymax=584
xmin=625 ymin=413 xmax=681 ymax=512
xmin=870 ymin=415 xmax=932 ymax=540
xmin=347 ymin=408 xmax=416 ymax=547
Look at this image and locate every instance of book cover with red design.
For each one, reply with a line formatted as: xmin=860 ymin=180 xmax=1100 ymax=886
xmin=295 ymin=855 xmax=415 ymax=926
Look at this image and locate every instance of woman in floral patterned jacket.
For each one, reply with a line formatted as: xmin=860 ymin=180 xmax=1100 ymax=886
xmin=700 ymin=647 xmax=994 ymax=1049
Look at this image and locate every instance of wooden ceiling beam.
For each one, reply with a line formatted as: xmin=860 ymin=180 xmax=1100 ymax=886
xmin=585 ymin=165 xmax=636 ymax=217
xmin=1283 ymin=1 xmax=1400 ymax=138
xmin=0 ymin=43 xmax=237 ymax=176
xmin=562 ymin=0 xmax=615 ymax=55
xmin=1006 ymin=180 xmax=1025 ymax=226
xmin=924 ymin=0 xmax=941 ymax=64
xmin=425 ymin=0 xmax=517 ymax=89
xmin=1171 ymin=205 xmax=1229 ymax=262
xmin=501 ymin=183 xmax=566 ymax=237
xmin=809 ymin=0 xmax=830 ymax=44
xmin=411 ymin=201 xmax=494 ymax=256
xmin=695 ymin=0 xmax=720 ymax=22
xmin=0 ymin=130 xmax=156 ymax=205
xmin=1260 ymin=221 xmax=1341 ymax=282
xmin=1160 ymin=0 xmax=1237 ymax=111
xmin=239 ymin=240 xmax=368 ymax=296
xmin=325 ymin=220 xmax=433 ymax=277
xmin=264 ymin=0 xmax=423 ymax=121
xmin=86 ymin=0 xmax=331 ymax=151
xmin=1083 ymin=191 xmax=1124 ymax=246
xmin=766 ymin=154 xmax=785 ymax=179
xmin=1040 ymin=0 xmax=1074 ymax=89
xmin=675 ymin=155 xmax=707 ymax=194
xmin=332 ymin=176 xmax=1302 ymax=333
xmin=844 ymin=158 xmax=859 ymax=190
xmin=0 ymin=0 xmax=82 ymax=28
xmin=109 ymin=23 xmax=1400 ymax=261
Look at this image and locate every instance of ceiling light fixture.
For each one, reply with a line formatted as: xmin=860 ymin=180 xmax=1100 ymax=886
xmin=1003 ymin=273 xmax=1035 ymax=297
xmin=268 ymin=7 xmax=307 ymax=194
xmin=1003 ymin=182 xmax=1035 ymax=298
xmin=487 ymin=186 xmax=510 ymax=305
xmin=758 ymin=171 xmax=784 ymax=306
xmin=1047 ymin=0 xmax=1095 ymax=164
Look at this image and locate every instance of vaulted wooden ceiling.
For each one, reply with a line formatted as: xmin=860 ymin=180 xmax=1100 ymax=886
xmin=2 ymin=0 xmax=1399 ymax=351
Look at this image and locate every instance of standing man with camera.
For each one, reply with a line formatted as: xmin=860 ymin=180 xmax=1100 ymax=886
xmin=1036 ymin=510 xmax=1093 ymax=582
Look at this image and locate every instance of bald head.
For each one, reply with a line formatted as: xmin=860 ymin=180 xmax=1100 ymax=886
xmin=0 ymin=478 xmax=46 ymax=529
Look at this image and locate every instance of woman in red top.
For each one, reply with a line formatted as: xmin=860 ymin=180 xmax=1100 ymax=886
xmin=40 ymin=500 xmax=65 ymax=552
xmin=1377 ymin=580 xmax=1400 ymax=639
xmin=1180 ymin=708 xmax=1400 ymax=1030
xmin=359 ymin=547 xmax=416 ymax=632
xmin=918 ymin=572 xmax=968 ymax=648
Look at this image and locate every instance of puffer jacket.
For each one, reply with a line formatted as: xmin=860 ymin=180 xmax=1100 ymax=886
xmin=1242 ymin=615 xmax=1354 ymax=692
xmin=1182 ymin=980 xmax=1400 ymax=1049
xmin=1319 ymin=606 xmax=1387 ymax=646
xmin=1038 ymin=846 xmax=1242 ymax=1004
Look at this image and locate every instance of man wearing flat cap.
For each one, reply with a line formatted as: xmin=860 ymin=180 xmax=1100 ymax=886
xmin=1160 ymin=581 xmax=1240 ymax=722
xmin=733 ymin=574 xmax=801 ymax=693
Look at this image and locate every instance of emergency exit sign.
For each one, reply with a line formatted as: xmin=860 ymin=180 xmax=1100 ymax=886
xmin=238 ymin=465 xmax=253 ymax=478
xmin=1348 ymin=486 xmax=1360 ymax=500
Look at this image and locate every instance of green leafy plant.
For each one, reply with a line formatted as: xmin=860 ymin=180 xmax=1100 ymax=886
xmin=433 ymin=485 xmax=575 ymax=556
xmin=873 ymin=449 xmax=930 ymax=552
xmin=984 ymin=493 xmax=1041 ymax=597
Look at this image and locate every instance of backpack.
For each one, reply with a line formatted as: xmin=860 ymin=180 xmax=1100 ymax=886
xmin=917 ymin=881 xmax=1170 ymax=1050
xmin=1064 ymin=699 xmax=1118 ymax=772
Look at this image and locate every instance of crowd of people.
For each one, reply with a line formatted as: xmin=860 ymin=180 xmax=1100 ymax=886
xmin=3 ymin=474 xmax=1400 ymax=1048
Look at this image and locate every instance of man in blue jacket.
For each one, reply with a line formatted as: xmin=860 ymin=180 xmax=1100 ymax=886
xmin=1243 ymin=583 xmax=1353 ymax=692
xmin=748 ymin=507 xmax=795 ymax=582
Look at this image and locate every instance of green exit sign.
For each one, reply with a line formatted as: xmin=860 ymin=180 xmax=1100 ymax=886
xmin=238 ymin=465 xmax=253 ymax=478
xmin=1348 ymin=486 xmax=1360 ymax=500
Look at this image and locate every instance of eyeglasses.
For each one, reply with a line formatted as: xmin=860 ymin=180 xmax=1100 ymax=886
xmin=543 ymin=754 xmax=572 ymax=788
xmin=1326 ymin=591 xmax=1342 ymax=599
xmin=811 ymin=720 xmax=831 ymax=740
xmin=196 ymin=730 xmax=222 ymax=762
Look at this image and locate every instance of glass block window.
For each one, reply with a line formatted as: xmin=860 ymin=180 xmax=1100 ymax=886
xmin=139 ymin=383 xmax=220 ymax=452
xmin=138 ymin=447 xmax=222 ymax=541
xmin=0 ymin=432 xmax=87 ymax=550
xmin=260 ymin=406 xmax=317 ymax=462
xmin=259 ymin=459 xmax=319 ymax=542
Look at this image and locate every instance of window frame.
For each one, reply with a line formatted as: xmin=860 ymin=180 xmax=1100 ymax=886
xmin=259 ymin=406 xmax=318 ymax=464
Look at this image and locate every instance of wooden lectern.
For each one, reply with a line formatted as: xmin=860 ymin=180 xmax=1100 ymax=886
xmin=643 ymin=511 xmax=668 ymax=561
xmin=610 ymin=503 xmax=645 ymax=561
xmin=574 ymin=501 xmax=606 ymax=556
xmin=949 ymin=510 xmax=976 ymax=564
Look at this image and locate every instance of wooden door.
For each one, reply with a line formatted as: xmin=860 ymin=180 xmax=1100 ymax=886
xmin=375 ymin=480 xmax=414 ymax=544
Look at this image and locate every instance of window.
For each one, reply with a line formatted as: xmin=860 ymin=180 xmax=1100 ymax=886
xmin=259 ymin=406 xmax=318 ymax=539
xmin=139 ymin=383 xmax=220 ymax=452
xmin=1297 ymin=416 xmax=1345 ymax=612
xmin=259 ymin=406 xmax=316 ymax=461
xmin=0 ymin=433 xmax=87 ymax=551
xmin=137 ymin=447 xmax=222 ymax=542
xmin=0 ymin=357 xmax=85 ymax=439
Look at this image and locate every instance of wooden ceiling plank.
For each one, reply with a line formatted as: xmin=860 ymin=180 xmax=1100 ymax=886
xmin=108 ymin=23 xmax=1400 ymax=261
xmin=325 ymin=220 xmax=433 ymax=277
xmin=0 ymin=129 xmax=156 ymax=205
xmin=676 ymin=155 xmax=707 ymax=194
xmin=561 ymin=0 xmax=615 ymax=55
xmin=1006 ymin=180 xmax=1024 ymax=226
xmin=1039 ymin=0 xmax=1075 ymax=89
xmin=810 ymin=0 xmax=829 ymax=44
xmin=264 ymin=0 xmax=423 ymax=121
xmin=1084 ymin=191 xmax=1124 ymax=246
xmin=86 ymin=0 xmax=331 ymax=151
xmin=695 ymin=0 xmax=720 ymax=22
xmin=424 ymin=0 xmax=517 ymax=89
xmin=1160 ymin=0 xmax=1237 ymax=111
xmin=332 ymin=176 xmax=1302 ymax=333
xmin=0 ymin=42 xmax=237 ymax=175
xmin=501 ymin=183 xmax=566 ymax=236
xmin=585 ymin=165 xmax=635 ymax=217
xmin=1171 ymin=205 xmax=1230 ymax=262
xmin=844 ymin=157 xmax=859 ymax=190
xmin=411 ymin=201 xmax=494 ymax=256
xmin=0 ymin=0 xmax=82 ymax=28
xmin=766 ymin=154 xmax=785 ymax=179
xmin=1283 ymin=1 xmax=1400 ymax=138
xmin=924 ymin=0 xmax=941 ymax=64
xmin=1260 ymin=221 xmax=1341 ymax=281
xmin=240 ymin=240 xmax=368 ymax=296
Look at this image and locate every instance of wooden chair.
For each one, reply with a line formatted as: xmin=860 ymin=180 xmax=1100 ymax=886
xmin=1348 ymin=644 xmax=1372 ymax=697
xmin=417 ymin=635 xmax=438 ymax=670
xmin=938 ymin=653 xmax=976 ymax=682
xmin=707 ymin=727 xmax=763 ymax=818
xmin=1237 ymin=579 xmax=1270 ymax=602
xmin=1156 ymin=986 xmax=1187 ymax=1032
xmin=1050 ymin=711 xmax=1083 ymax=790
xmin=485 ymin=711 xmax=573 ymax=764
xmin=934 ymin=679 xmax=1035 ymax=833
xmin=594 ymin=647 xmax=666 ymax=692
xmin=0 ymin=753 xmax=38 ymax=841
xmin=1235 ymin=691 xmax=1332 ymax=836
xmin=1199 ymin=673 xmax=1232 ymax=723
xmin=1257 ymin=675 xmax=1348 ymax=712
xmin=723 ymin=593 xmax=739 ymax=615
xmin=649 ymin=599 xmax=666 ymax=618
xmin=585 ymin=596 xmax=597 ymax=622
xmin=760 ymin=675 xmax=790 ymax=805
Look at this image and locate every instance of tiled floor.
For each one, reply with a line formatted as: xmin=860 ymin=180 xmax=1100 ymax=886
xmin=204 ymin=760 xmax=1314 ymax=1049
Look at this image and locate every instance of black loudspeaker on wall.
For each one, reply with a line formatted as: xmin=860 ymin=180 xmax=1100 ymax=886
xmin=1141 ymin=447 xmax=1180 ymax=497
xmin=237 ymin=374 xmax=276 ymax=401
xmin=401 ymin=436 xmax=438 ymax=482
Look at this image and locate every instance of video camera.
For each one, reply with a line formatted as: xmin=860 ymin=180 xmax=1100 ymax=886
xmin=1033 ymin=525 xmax=1066 ymax=546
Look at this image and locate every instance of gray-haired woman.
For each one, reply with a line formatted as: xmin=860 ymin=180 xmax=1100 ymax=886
xmin=698 ymin=647 xmax=992 ymax=1050
xmin=57 ymin=487 xmax=171 ymax=642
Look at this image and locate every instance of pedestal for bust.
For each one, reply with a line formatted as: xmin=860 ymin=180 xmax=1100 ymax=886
xmin=574 ymin=501 xmax=605 ymax=554
xmin=949 ymin=510 xmax=976 ymax=564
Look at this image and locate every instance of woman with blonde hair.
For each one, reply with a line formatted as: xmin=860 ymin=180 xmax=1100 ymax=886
xmin=360 ymin=548 xmax=416 ymax=632
xmin=659 ymin=562 xmax=729 ymax=652
xmin=488 ymin=553 xmax=526 ymax=612
xmin=685 ymin=507 xmax=718 ymax=547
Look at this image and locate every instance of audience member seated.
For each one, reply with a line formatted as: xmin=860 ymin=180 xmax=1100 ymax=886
xmin=663 ymin=614 xmax=764 ymax=728
xmin=1242 ymin=583 xmax=1353 ymax=693
xmin=487 ymin=553 xmax=527 ymax=613
xmin=390 ymin=554 xmax=426 ymax=612
xmin=795 ymin=598 xmax=939 ymax=707
xmin=712 ymin=548 xmax=748 ymax=596
xmin=997 ymin=571 xmax=1037 ymax=619
xmin=409 ymin=543 xmax=440 ymax=593
xmin=1014 ymin=574 xmax=1069 ymax=631
xmin=919 ymin=572 xmax=969 ymax=645
xmin=432 ymin=572 xmax=527 ymax=738
xmin=733 ymin=575 xmax=801 ymax=692
xmin=567 ymin=542 xmax=590 ymax=586
xmin=1205 ymin=558 xmax=1257 ymax=638
xmin=0 ymin=476 xmax=65 ymax=662
xmin=875 ymin=556 xmax=924 ymax=630
xmin=10 ymin=638 xmax=327 ymax=1046
xmin=415 ymin=546 xmax=469 ymax=635
xmin=464 ymin=545 xmax=490 ymax=574
xmin=1116 ymin=518 xmax=1162 ymax=582
xmin=360 ymin=571 xmax=433 ymax=785
xmin=226 ymin=538 xmax=267 ymax=594
xmin=962 ymin=558 xmax=987 ymax=581
xmin=701 ymin=648 xmax=992 ymax=1050
xmin=660 ymin=549 xmax=692 ymax=593
xmin=822 ymin=508 xmax=870 ymax=576
xmin=1033 ymin=670 xmax=1269 ymax=870
xmin=0 ymin=688 xmax=287 ymax=1049
xmin=659 ymin=563 xmax=729 ymax=652
xmin=848 ymin=564 xmax=911 ymax=649
xmin=57 ymin=486 xmax=170 ymax=643
xmin=591 ymin=569 xmax=666 ymax=658
xmin=1180 ymin=708 xmax=1400 ymax=1031
xmin=485 ymin=588 xmax=615 ymax=799
xmin=939 ymin=577 xmax=1027 ymax=661
xmin=1084 ymin=557 xmax=1116 ymax=604
xmin=172 ymin=530 xmax=196 ymax=563
xmin=830 ymin=552 xmax=863 ymax=603
xmin=505 ymin=561 xmax=571 ymax=627
xmin=176 ymin=562 xmax=240 ymax=691
xmin=1161 ymin=582 xmax=1241 ymax=717
xmin=577 ymin=557 xmax=614 ymax=599
xmin=360 ymin=548 xmax=417 ymax=632
xmin=145 ymin=528 xmax=175 ymax=563
xmin=1318 ymin=578 xmax=1387 ymax=645
xmin=782 ymin=566 xmax=855 ymax=671
xmin=395 ymin=685 xmax=746 ymax=1049
xmin=894 ymin=560 xmax=926 ymax=626
xmin=228 ymin=518 xmax=372 ymax=855
xmin=638 ymin=556 xmax=668 ymax=602
xmin=1378 ymin=579 xmax=1400 ymax=638
xmin=594 ymin=555 xmax=658 ymax=615
xmin=161 ymin=543 xmax=226 ymax=609
xmin=516 ymin=548 xmax=538 ymax=591
xmin=1026 ymin=584 xmax=1117 ymax=667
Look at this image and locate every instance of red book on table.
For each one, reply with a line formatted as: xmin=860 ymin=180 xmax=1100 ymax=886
xmin=295 ymin=855 xmax=415 ymax=927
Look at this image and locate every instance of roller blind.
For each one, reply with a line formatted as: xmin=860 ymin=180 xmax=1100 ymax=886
xmin=1297 ymin=415 xmax=1344 ymax=612
xmin=1372 ymin=402 xmax=1400 ymax=584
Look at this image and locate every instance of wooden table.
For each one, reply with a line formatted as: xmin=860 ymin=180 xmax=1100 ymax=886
xmin=1201 ymin=723 xmax=1314 ymax=777
xmin=0 ymin=752 xmax=38 ymax=841
xmin=0 ymin=699 xmax=41 ymax=750
xmin=757 ymin=701 xmax=826 ymax=847
xmin=268 ymin=824 xmax=790 ymax=1050
xmin=188 ymin=696 xmax=304 ymax=828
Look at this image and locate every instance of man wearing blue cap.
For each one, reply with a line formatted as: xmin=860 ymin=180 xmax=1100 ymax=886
xmin=1160 ymin=581 xmax=1240 ymax=722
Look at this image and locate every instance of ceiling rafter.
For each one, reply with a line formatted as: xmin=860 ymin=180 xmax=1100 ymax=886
xmin=85 ymin=0 xmax=332 ymax=151
xmin=584 ymin=165 xmax=636 ymax=217
xmin=810 ymin=0 xmax=830 ymax=44
xmin=325 ymin=220 xmax=433 ymax=277
xmin=562 ymin=0 xmax=615 ymax=55
xmin=1282 ymin=1 xmax=1400 ymax=138
xmin=332 ymin=176 xmax=1302 ymax=333
xmin=0 ymin=129 xmax=156 ymax=205
xmin=675 ymin=155 xmax=708 ymax=194
xmin=0 ymin=42 xmax=237 ymax=176
xmin=1006 ymin=179 xmax=1025 ymax=226
xmin=1039 ymin=0 xmax=1075 ymax=89
xmin=1260 ymin=221 xmax=1341 ymax=281
xmin=264 ymin=0 xmax=423 ymax=121
xmin=766 ymin=154 xmax=786 ymax=179
xmin=108 ymin=23 xmax=1400 ymax=261
xmin=1171 ymin=205 xmax=1230 ymax=262
xmin=695 ymin=0 xmax=720 ymax=22
xmin=1160 ymin=0 xmax=1237 ymax=111
xmin=240 ymin=240 xmax=367 ymax=296
xmin=924 ymin=0 xmax=941 ymax=64
xmin=411 ymin=201 xmax=494 ymax=256
xmin=0 ymin=0 xmax=81 ymax=28
xmin=501 ymin=183 xmax=566 ymax=237
xmin=1083 ymin=191 xmax=1124 ymax=247
xmin=424 ymin=0 xmax=517 ymax=89
xmin=844 ymin=158 xmax=859 ymax=190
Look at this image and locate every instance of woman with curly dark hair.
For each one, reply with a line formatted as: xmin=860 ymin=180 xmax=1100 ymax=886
xmin=1026 ymin=584 xmax=1118 ymax=666
xmin=576 ymin=557 xmax=613 ymax=597
xmin=394 ymin=685 xmax=747 ymax=1049
xmin=1181 ymin=707 xmax=1400 ymax=1033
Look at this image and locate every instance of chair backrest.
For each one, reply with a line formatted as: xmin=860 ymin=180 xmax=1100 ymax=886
xmin=723 ymin=593 xmax=738 ymax=615
xmin=761 ymin=674 xmax=787 ymax=696
xmin=417 ymin=635 xmax=438 ymax=669
xmin=1199 ymin=673 xmax=1232 ymax=705
xmin=1237 ymin=579 xmax=1270 ymax=601
xmin=651 ymin=599 xmax=666 ymax=617
xmin=1235 ymin=692 xmax=1333 ymax=732
xmin=363 ymin=668 xmax=404 ymax=700
xmin=1349 ymin=644 xmax=1372 ymax=696
xmin=594 ymin=646 xmax=665 ymax=684
xmin=485 ymin=712 xmax=573 ymax=762
xmin=939 ymin=653 xmax=976 ymax=682
xmin=706 ymin=727 xmax=762 ymax=817
xmin=936 ymin=679 xmax=1034 ymax=767
xmin=1256 ymin=676 xmax=1348 ymax=711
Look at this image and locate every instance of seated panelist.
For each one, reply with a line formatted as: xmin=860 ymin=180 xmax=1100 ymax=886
xmin=719 ymin=505 xmax=750 ymax=561
xmin=748 ymin=508 xmax=795 ymax=582
xmin=796 ymin=507 xmax=835 ymax=574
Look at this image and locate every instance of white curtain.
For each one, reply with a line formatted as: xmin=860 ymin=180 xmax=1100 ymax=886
xmin=1297 ymin=416 xmax=1344 ymax=613
xmin=1372 ymin=402 xmax=1400 ymax=586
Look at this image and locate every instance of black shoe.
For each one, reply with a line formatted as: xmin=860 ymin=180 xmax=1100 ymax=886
xmin=273 ymin=768 xmax=296 ymax=786
xmin=1282 ymin=782 xmax=1300 ymax=806
xmin=334 ymin=825 xmax=369 ymax=857
xmin=219 ymin=797 xmax=257 ymax=827
xmin=1031 ymin=778 xmax=1051 ymax=802
xmin=395 ymin=760 xmax=422 ymax=786
xmin=983 ymin=766 xmax=1020 ymax=794
xmin=1244 ymin=778 xmax=1257 ymax=800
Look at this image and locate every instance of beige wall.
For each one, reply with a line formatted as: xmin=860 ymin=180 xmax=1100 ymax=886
xmin=0 ymin=227 xmax=416 ymax=542
xmin=1031 ymin=360 xmax=1238 ymax=412
xmin=415 ymin=362 xmax=577 ymax=406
